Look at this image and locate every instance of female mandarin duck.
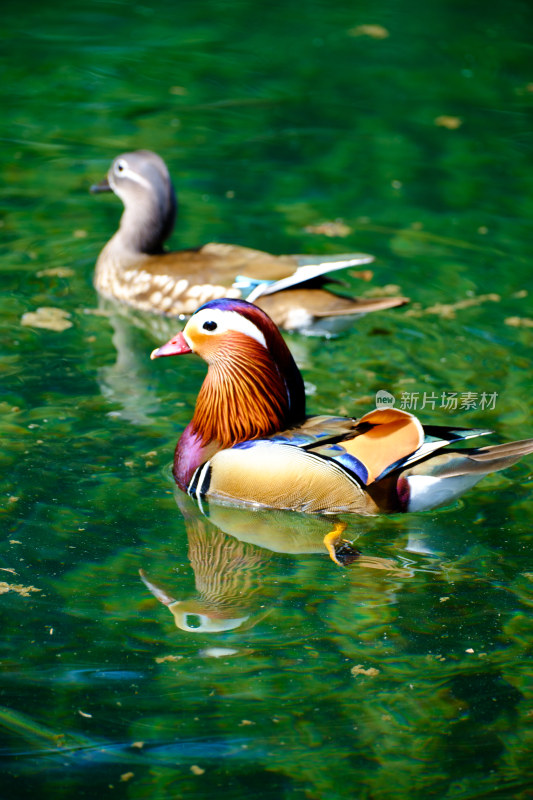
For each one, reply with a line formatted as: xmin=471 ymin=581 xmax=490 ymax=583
xmin=151 ymin=299 xmax=533 ymax=534
xmin=91 ymin=150 xmax=407 ymax=334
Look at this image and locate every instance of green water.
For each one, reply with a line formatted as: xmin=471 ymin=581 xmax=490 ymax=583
xmin=1 ymin=0 xmax=533 ymax=797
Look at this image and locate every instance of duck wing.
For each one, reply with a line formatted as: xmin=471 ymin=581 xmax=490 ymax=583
xmin=398 ymin=437 xmax=533 ymax=512
xmin=138 ymin=245 xmax=374 ymax=288
xmin=241 ymin=252 xmax=375 ymax=300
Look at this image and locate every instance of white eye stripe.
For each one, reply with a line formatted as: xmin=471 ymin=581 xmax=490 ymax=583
xmin=112 ymin=161 xmax=153 ymax=192
xmin=187 ymin=308 xmax=267 ymax=348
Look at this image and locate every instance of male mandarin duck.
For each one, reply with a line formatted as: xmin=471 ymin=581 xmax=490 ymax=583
xmin=91 ymin=150 xmax=407 ymax=334
xmin=151 ymin=299 xmax=533 ymax=531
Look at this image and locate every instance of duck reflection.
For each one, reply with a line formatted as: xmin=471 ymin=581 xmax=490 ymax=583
xmin=140 ymin=493 xmax=347 ymax=634
xmin=96 ymin=303 xmax=179 ymax=426
xmin=140 ymin=512 xmax=270 ymax=634
xmin=140 ymin=492 xmax=417 ymax=634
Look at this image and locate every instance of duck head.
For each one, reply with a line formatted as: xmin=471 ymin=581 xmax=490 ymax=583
xmin=91 ymin=149 xmax=177 ymax=254
xmin=151 ymin=299 xmax=306 ymax=487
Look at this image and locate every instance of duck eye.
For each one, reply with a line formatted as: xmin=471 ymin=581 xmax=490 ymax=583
xmin=202 ymin=320 xmax=217 ymax=332
xmin=114 ymin=159 xmax=126 ymax=174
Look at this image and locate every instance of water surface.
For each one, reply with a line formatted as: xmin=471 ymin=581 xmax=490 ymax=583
xmin=1 ymin=1 xmax=532 ymax=798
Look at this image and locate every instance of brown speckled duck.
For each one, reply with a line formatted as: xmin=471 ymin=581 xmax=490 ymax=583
xmin=91 ymin=150 xmax=407 ymax=334
xmin=151 ymin=299 xmax=533 ymax=530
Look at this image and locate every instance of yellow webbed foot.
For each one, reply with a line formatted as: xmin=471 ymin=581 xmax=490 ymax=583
xmin=323 ymin=522 xmax=360 ymax=566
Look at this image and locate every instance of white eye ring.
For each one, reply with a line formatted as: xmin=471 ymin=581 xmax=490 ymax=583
xmin=114 ymin=158 xmax=127 ymax=175
xmin=188 ymin=308 xmax=267 ymax=348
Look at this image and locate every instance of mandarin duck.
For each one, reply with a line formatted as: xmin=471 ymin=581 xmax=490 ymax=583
xmin=91 ymin=150 xmax=407 ymax=334
xmin=151 ymin=299 xmax=533 ymax=538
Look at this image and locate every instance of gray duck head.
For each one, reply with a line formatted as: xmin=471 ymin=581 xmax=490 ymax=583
xmin=92 ymin=150 xmax=178 ymax=255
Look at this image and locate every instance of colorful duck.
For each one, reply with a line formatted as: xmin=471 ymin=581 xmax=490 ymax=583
xmin=91 ymin=150 xmax=407 ymax=334
xmin=151 ymin=298 xmax=533 ymax=526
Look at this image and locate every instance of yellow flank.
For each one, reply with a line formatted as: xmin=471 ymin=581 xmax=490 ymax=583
xmin=207 ymin=443 xmax=378 ymax=514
